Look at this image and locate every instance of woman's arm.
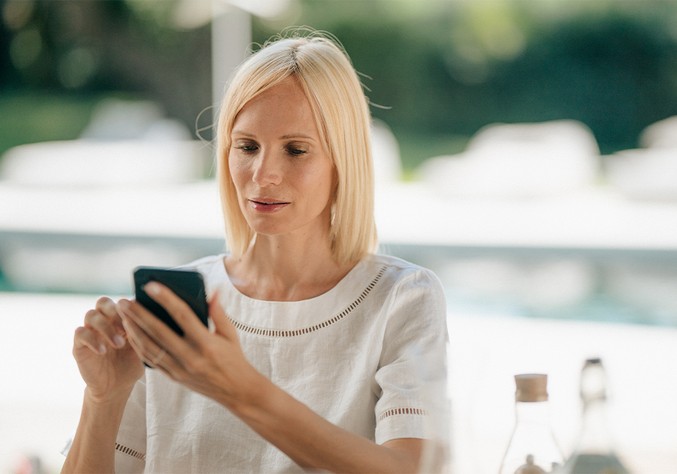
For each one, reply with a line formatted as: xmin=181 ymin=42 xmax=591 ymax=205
xmin=230 ymin=373 xmax=425 ymax=473
xmin=118 ymin=283 xmax=426 ymax=473
xmin=62 ymin=297 xmax=144 ymax=474
xmin=61 ymin=389 xmax=131 ymax=473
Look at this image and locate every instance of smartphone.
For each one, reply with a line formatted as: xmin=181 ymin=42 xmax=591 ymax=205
xmin=133 ymin=266 xmax=209 ymax=337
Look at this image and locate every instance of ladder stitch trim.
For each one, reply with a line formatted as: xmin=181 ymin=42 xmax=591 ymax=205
xmin=115 ymin=442 xmax=146 ymax=461
xmin=378 ymin=407 xmax=428 ymax=422
xmin=228 ymin=265 xmax=387 ymax=338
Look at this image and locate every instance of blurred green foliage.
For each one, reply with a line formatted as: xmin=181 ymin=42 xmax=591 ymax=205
xmin=0 ymin=91 xmax=100 ymax=153
xmin=260 ymin=0 xmax=677 ymax=156
xmin=2 ymin=0 xmax=677 ymax=172
xmin=0 ymin=0 xmax=211 ymax=156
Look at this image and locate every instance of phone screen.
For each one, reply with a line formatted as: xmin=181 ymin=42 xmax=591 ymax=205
xmin=133 ymin=267 xmax=209 ymax=337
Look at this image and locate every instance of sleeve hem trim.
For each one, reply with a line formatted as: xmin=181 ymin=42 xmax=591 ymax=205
xmin=377 ymin=407 xmax=428 ymax=422
xmin=115 ymin=442 xmax=146 ymax=462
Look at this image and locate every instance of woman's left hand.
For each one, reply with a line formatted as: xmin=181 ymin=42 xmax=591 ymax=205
xmin=117 ymin=282 xmax=259 ymax=407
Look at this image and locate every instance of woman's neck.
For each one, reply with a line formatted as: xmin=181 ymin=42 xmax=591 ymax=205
xmin=225 ymin=235 xmax=356 ymax=302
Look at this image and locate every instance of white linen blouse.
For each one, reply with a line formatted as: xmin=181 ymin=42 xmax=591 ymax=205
xmin=113 ymin=253 xmax=448 ymax=473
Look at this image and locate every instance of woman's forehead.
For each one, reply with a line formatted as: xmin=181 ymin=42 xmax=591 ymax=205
xmin=232 ymin=78 xmax=319 ymax=138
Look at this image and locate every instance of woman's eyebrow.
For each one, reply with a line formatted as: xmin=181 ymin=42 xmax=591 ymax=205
xmin=231 ymin=131 xmax=315 ymax=142
xmin=280 ymin=133 xmax=316 ymax=141
xmin=230 ymin=128 xmax=317 ymax=142
xmin=231 ymin=129 xmax=255 ymax=138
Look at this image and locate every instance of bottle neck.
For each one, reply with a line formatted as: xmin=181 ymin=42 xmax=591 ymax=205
xmin=576 ymin=397 xmax=615 ymax=453
xmin=515 ymin=400 xmax=552 ymax=424
xmin=512 ymin=400 xmax=560 ymax=441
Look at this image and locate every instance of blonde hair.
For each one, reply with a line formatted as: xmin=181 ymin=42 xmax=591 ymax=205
xmin=216 ymin=31 xmax=377 ymax=264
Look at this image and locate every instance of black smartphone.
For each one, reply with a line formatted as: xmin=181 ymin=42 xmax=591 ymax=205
xmin=133 ymin=266 xmax=209 ymax=337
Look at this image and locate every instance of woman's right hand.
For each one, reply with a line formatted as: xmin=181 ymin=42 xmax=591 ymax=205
xmin=72 ymin=296 xmax=144 ymax=402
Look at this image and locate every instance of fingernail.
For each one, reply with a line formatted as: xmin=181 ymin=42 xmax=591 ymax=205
xmin=113 ymin=335 xmax=126 ymax=348
xmin=98 ymin=343 xmax=107 ymax=355
xmin=145 ymin=282 xmax=161 ymax=295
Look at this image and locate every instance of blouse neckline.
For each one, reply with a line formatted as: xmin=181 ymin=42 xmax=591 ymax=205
xmin=216 ymin=255 xmax=371 ymax=306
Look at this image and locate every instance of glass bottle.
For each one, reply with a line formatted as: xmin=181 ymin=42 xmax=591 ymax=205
xmin=557 ymin=358 xmax=631 ymax=474
xmin=499 ymin=373 xmax=564 ymax=474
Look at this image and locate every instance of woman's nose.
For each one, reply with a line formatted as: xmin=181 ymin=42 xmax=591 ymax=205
xmin=251 ymin=151 xmax=282 ymax=186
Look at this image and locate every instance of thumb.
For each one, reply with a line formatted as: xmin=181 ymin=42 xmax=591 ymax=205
xmin=208 ymin=290 xmax=239 ymax=341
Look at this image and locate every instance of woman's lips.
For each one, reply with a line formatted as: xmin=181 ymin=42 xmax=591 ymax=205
xmin=248 ymin=198 xmax=290 ymax=212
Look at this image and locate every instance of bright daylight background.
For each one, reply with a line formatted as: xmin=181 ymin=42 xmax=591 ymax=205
xmin=1 ymin=1 xmax=677 ymax=473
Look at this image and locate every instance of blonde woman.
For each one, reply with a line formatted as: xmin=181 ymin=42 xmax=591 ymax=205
xmin=63 ymin=31 xmax=447 ymax=474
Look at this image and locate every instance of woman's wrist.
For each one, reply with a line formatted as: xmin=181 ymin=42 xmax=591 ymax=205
xmin=223 ymin=369 xmax=277 ymax=423
xmin=84 ymin=385 xmax=134 ymax=408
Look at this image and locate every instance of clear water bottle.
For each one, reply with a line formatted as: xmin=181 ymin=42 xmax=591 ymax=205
xmin=499 ymin=373 xmax=564 ymax=474
xmin=557 ymin=358 xmax=631 ymax=474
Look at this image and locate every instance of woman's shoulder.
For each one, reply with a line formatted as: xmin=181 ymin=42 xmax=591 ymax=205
xmin=176 ymin=254 xmax=224 ymax=273
xmin=361 ymin=253 xmax=443 ymax=292
xmin=176 ymin=254 xmax=229 ymax=288
xmin=364 ymin=253 xmax=435 ymax=277
xmin=363 ymin=254 xmax=447 ymax=327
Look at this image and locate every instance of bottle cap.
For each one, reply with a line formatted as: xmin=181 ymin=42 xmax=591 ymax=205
xmin=514 ymin=373 xmax=549 ymax=402
xmin=580 ymin=357 xmax=607 ymax=402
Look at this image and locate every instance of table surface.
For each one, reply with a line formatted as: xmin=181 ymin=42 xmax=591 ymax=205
xmin=1 ymin=292 xmax=676 ymax=474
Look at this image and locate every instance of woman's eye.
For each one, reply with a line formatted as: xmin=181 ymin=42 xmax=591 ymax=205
xmin=286 ymin=146 xmax=307 ymax=156
xmin=234 ymin=143 xmax=258 ymax=153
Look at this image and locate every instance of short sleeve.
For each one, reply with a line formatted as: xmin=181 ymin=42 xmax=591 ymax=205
xmin=114 ymin=375 xmax=147 ymax=473
xmin=374 ymin=268 xmax=448 ymax=445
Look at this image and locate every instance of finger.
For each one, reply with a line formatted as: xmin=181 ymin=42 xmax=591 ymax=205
xmin=96 ymin=296 xmax=127 ymax=338
xmin=209 ymin=290 xmax=238 ymax=342
xmin=121 ymin=308 xmax=181 ymax=373
xmin=73 ymin=325 xmax=107 ymax=355
xmin=84 ymin=309 xmax=127 ymax=349
xmin=95 ymin=296 xmax=118 ymax=318
xmin=151 ymin=349 xmax=167 ymax=367
xmin=118 ymin=298 xmax=181 ymax=348
xmin=142 ymin=282 xmax=209 ymax=341
xmin=120 ymin=310 xmax=160 ymax=366
xmin=119 ymin=298 xmax=194 ymax=365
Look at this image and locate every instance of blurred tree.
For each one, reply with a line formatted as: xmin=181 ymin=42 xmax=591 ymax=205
xmin=254 ymin=0 xmax=677 ymax=157
xmin=1 ymin=0 xmax=211 ymax=138
xmin=2 ymin=0 xmax=677 ymax=168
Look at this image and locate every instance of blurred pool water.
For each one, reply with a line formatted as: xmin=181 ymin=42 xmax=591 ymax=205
xmin=2 ymin=241 xmax=676 ymax=328
xmin=386 ymin=244 xmax=677 ymax=328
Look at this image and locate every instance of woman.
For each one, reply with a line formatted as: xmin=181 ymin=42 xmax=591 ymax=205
xmin=62 ymin=31 xmax=447 ymax=474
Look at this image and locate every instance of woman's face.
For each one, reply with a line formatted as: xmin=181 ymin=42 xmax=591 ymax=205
xmin=228 ymin=77 xmax=335 ymax=240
